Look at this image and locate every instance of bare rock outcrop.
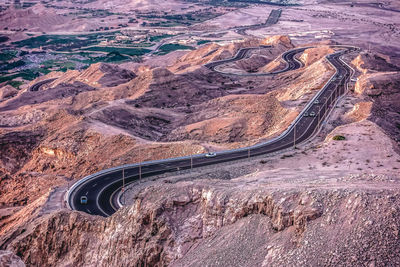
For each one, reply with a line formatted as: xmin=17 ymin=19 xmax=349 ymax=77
xmin=126 ymin=67 xmax=229 ymax=109
xmin=167 ymin=93 xmax=295 ymax=145
xmin=0 ymin=85 xmax=18 ymax=100
xmin=342 ymin=101 xmax=373 ymax=123
xmin=0 ymin=250 xmax=25 ymax=267
xmin=354 ymin=71 xmax=400 ymax=144
xmin=299 ymin=46 xmax=335 ymax=66
xmin=261 ymin=35 xmax=293 ymax=49
xmin=352 ymin=52 xmax=399 ymax=74
xmin=0 ymin=5 xmax=69 ymax=33
xmin=49 ymin=63 xmax=136 ymax=89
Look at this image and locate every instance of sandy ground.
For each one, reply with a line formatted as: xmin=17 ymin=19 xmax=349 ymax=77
xmin=200 ymin=7 xmax=275 ymax=28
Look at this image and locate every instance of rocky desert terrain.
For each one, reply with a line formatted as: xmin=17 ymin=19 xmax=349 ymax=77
xmin=0 ymin=0 xmax=400 ymax=266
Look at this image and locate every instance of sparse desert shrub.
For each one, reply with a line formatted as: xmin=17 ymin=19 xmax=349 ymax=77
xmin=280 ymin=154 xmax=294 ymax=159
xmin=332 ymin=135 xmax=346 ymax=141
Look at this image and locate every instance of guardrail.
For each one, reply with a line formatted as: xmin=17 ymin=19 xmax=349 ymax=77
xmin=66 ymin=45 xmax=359 ymax=213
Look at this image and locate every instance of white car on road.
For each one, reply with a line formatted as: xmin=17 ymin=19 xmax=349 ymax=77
xmin=205 ymin=152 xmax=217 ymax=158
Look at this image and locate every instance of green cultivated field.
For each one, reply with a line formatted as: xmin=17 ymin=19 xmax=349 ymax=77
xmin=82 ymin=46 xmax=151 ymax=56
xmin=12 ymin=33 xmax=117 ymax=51
xmin=149 ymin=34 xmax=174 ymax=42
xmin=0 ymin=50 xmax=17 ymax=62
xmin=197 ymin=40 xmax=212 ymax=45
xmin=157 ymin=43 xmax=194 ymax=55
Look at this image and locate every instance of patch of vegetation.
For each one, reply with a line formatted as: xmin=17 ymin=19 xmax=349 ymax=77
xmin=38 ymin=59 xmax=75 ymax=72
xmin=280 ymin=154 xmax=294 ymax=159
xmin=82 ymin=46 xmax=151 ymax=56
xmin=332 ymin=135 xmax=346 ymax=141
xmin=115 ymin=40 xmax=153 ymax=47
xmin=7 ymin=80 xmax=23 ymax=89
xmin=144 ymin=21 xmax=182 ymax=27
xmin=72 ymin=51 xmax=130 ymax=64
xmin=149 ymin=34 xmax=174 ymax=42
xmin=12 ymin=33 xmax=118 ymax=51
xmin=102 ymin=51 xmax=130 ymax=62
xmin=0 ymin=50 xmax=17 ymax=62
xmin=138 ymin=9 xmax=225 ymax=27
xmin=0 ymin=69 xmax=41 ymax=88
xmin=157 ymin=43 xmax=194 ymax=55
xmin=197 ymin=40 xmax=212 ymax=45
xmin=0 ymin=60 xmax=25 ymax=71
xmin=14 ymin=35 xmax=90 ymax=50
xmin=0 ymin=35 xmax=9 ymax=43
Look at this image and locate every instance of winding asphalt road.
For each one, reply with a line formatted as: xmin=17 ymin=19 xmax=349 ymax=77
xmin=205 ymin=46 xmax=306 ymax=75
xmin=29 ymin=78 xmax=57 ymax=92
xmin=66 ymin=45 xmax=358 ymax=217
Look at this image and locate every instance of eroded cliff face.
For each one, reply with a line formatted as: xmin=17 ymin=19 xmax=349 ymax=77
xmin=5 ymin=177 xmax=400 ymax=267
xmin=352 ymin=54 xmax=400 ymax=147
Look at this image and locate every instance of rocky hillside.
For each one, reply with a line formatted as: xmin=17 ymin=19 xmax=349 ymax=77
xmin=0 ymin=36 xmax=309 ymax=208
xmin=352 ymin=52 xmax=400 ymax=148
xmin=0 ymin=35 xmax=400 ymax=266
